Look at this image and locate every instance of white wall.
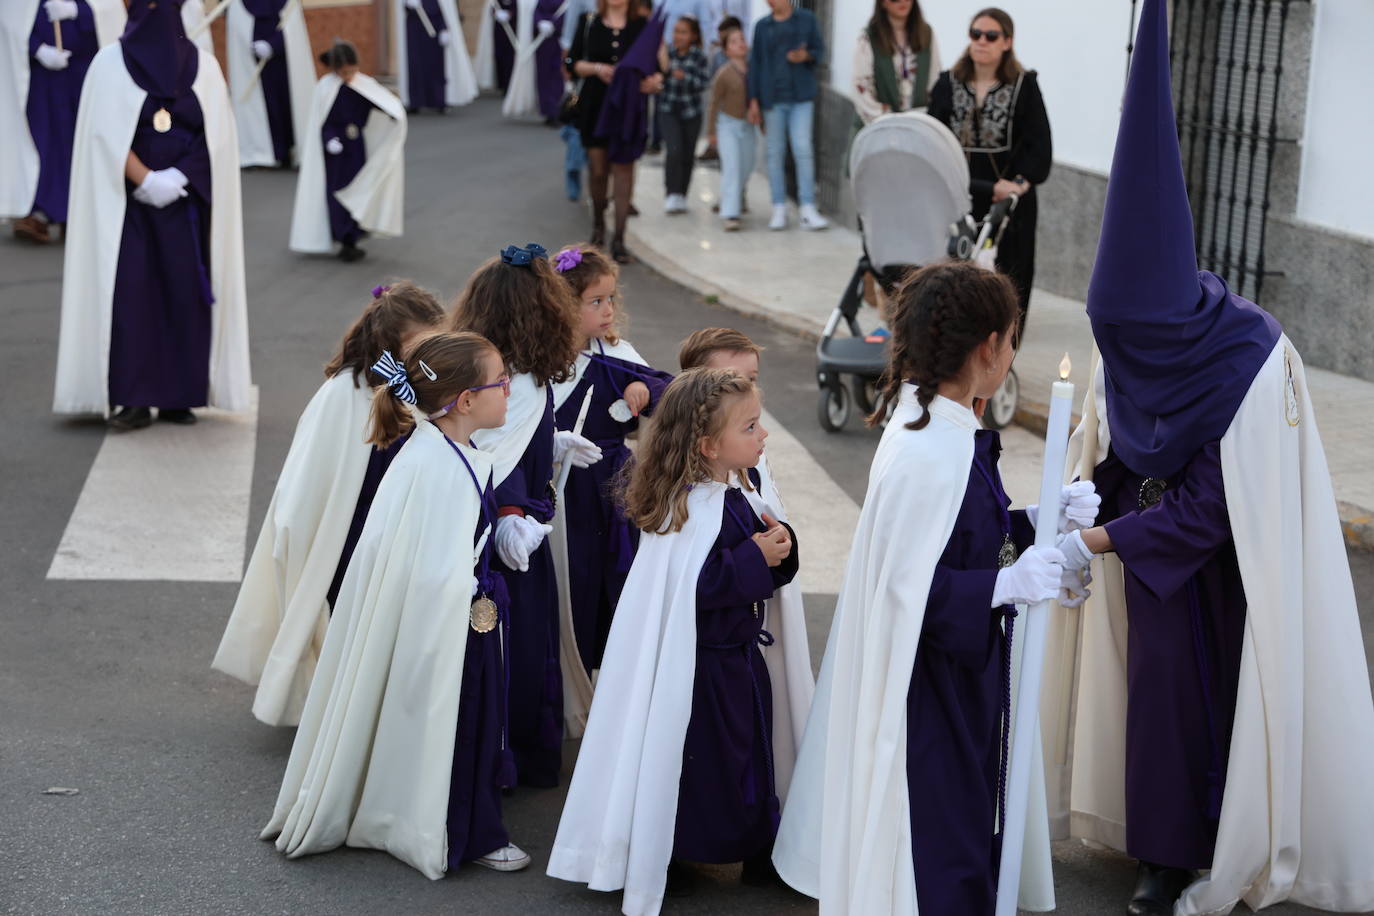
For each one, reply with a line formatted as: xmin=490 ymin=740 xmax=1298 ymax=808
xmin=827 ymin=0 xmax=1137 ymax=174
xmin=1297 ymin=0 xmax=1374 ymax=239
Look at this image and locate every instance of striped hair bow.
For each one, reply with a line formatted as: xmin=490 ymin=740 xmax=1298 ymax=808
xmin=371 ymin=350 xmax=417 ymax=404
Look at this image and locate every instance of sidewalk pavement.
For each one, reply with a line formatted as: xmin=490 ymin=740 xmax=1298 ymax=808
xmin=626 ymin=155 xmax=1374 ymax=550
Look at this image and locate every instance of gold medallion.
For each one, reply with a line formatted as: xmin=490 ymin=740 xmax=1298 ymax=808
xmin=345 ymin=123 xmax=360 ymax=140
xmin=997 ymin=534 xmax=1018 ymax=569
xmin=470 ymin=595 xmax=498 ymax=633
xmin=153 ymin=108 xmax=172 ymax=133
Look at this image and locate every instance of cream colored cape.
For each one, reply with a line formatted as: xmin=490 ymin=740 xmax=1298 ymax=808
xmin=226 ymin=0 xmax=313 ymax=167
xmin=500 ymin=0 xmax=566 ymax=118
xmin=548 ymin=479 xmax=812 ymax=916
xmin=772 ymin=389 xmax=1053 ymax=913
xmin=289 ymin=72 xmax=407 ymax=254
xmin=211 ymin=373 xmax=374 ymax=726
xmin=1051 ymin=337 xmax=1374 ymax=914
xmin=53 ymin=46 xmax=251 ymax=416
xmin=261 ymin=422 xmax=490 ymax=879
xmin=393 ymin=0 xmax=479 ymax=108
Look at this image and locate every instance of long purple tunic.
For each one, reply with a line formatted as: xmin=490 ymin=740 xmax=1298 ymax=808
xmin=243 ymin=0 xmax=294 ymax=165
xmin=906 ymin=430 xmax=1034 ymax=914
xmin=533 ymin=0 xmax=564 ymax=120
xmin=404 ymin=0 xmax=447 ymax=110
xmin=107 ymin=68 xmax=215 ymax=411
xmin=492 ymin=0 xmax=514 ymax=90
xmin=25 ymin=0 xmax=99 ymax=222
xmin=326 ymin=427 xmax=408 ymax=610
xmin=493 ymin=384 xmax=563 ymax=788
xmin=1094 ymin=440 xmax=1245 ymax=870
xmin=673 ymin=485 xmax=798 ymax=863
xmin=552 ymin=349 xmax=673 ymax=672
xmin=321 ymin=84 xmax=376 ymax=245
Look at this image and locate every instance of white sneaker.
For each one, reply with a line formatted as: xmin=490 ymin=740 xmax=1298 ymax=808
xmin=799 ymin=204 xmax=829 ymax=230
xmin=769 ymin=204 xmax=787 ymax=230
xmin=474 ymin=843 xmax=532 ymax=872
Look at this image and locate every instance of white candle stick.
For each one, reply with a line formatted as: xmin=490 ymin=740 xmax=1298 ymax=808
xmin=995 ymin=353 xmax=1074 ymax=916
xmin=555 ymin=386 xmax=593 ymax=497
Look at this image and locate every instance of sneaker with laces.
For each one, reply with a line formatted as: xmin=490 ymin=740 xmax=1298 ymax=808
xmin=769 ymin=204 xmax=787 ymax=230
xmin=799 ymin=204 xmax=830 ymax=230
xmin=474 ymin=843 xmax=531 ymax=872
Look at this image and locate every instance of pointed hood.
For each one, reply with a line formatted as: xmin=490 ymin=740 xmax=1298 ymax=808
xmin=1086 ymin=0 xmax=1279 ymax=479
xmin=593 ymin=8 xmax=667 ymax=164
xmin=121 ymin=0 xmax=197 ymax=99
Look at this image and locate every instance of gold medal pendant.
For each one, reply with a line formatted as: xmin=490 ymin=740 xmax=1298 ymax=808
xmin=470 ymin=595 xmax=498 ymax=633
xmin=153 ymin=108 xmax=172 ymax=133
xmin=345 ymin=123 xmax=360 ymax=140
xmin=997 ymin=534 xmax=1018 ymax=569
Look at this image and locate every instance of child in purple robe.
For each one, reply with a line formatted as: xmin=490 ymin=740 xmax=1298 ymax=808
xmin=551 ymin=243 xmax=673 ymax=674
xmin=243 ymin=0 xmax=295 ymax=164
xmin=319 ymin=41 xmax=375 ymax=262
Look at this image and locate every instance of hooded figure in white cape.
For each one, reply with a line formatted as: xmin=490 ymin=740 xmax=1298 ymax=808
xmin=53 ymin=0 xmax=251 ymax=421
xmin=226 ymin=0 xmax=312 ymax=167
xmin=500 ymin=0 xmax=565 ymax=120
xmin=394 ymin=0 xmax=479 ymax=111
xmin=1035 ymin=1 xmax=1374 ymax=913
xmin=289 ymin=42 xmax=407 ymax=261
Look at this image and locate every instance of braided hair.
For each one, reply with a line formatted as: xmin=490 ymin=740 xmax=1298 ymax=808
xmin=867 ymin=260 xmax=1020 ymax=430
xmin=621 ymin=367 xmax=756 ymax=533
xmin=324 ymin=280 xmax=446 ymax=386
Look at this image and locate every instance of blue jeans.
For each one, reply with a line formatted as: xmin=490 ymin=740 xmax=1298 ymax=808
xmin=763 ymin=100 xmax=815 ymax=207
xmin=560 ymin=124 xmax=585 ymax=200
xmin=716 ymin=112 xmax=756 ymax=220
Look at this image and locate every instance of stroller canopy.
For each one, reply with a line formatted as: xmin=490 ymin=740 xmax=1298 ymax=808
xmin=849 ymin=111 xmax=970 ymax=273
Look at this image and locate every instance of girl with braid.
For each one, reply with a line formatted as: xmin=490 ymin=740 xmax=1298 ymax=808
xmin=774 ymin=261 xmax=1096 ymax=913
xmin=549 ymin=367 xmax=814 ymax=913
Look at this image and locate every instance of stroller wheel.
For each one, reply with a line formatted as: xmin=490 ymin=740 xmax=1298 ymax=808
xmin=817 ymin=383 xmax=850 ymax=433
xmin=984 ymin=369 xmax=1019 ymax=430
xmin=851 ymin=376 xmax=879 ymax=416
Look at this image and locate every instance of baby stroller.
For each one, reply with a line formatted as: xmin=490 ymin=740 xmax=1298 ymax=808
xmin=815 ymin=111 xmax=1020 ymax=431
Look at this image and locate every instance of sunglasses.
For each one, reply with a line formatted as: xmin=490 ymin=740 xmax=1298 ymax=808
xmin=969 ymin=27 xmax=1003 ymax=42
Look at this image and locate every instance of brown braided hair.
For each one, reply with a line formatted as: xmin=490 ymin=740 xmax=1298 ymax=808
xmin=450 ymin=254 xmax=580 ymax=386
xmin=621 ymin=367 xmax=756 ymax=533
xmin=554 ymin=243 xmax=625 ymax=345
xmin=368 ymin=331 xmax=499 ymax=449
xmin=867 ymin=260 xmax=1019 ymax=430
xmin=324 ymin=281 xmax=446 ymax=386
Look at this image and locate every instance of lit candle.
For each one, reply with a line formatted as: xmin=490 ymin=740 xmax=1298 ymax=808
xmin=995 ymin=353 xmax=1074 ymax=916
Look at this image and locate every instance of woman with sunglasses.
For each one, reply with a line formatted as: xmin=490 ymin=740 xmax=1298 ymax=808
xmin=928 ymin=7 xmax=1050 ymax=334
xmin=851 ymin=0 xmax=940 ymax=126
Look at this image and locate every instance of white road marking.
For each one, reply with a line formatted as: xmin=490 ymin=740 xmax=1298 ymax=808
xmin=47 ymin=389 xmax=259 ymax=582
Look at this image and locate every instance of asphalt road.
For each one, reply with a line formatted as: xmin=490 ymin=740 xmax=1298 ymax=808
xmin=2 ymin=98 xmax=1370 ymax=916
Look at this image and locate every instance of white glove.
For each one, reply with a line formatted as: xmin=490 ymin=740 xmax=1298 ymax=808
xmin=991 ymin=545 xmax=1065 ymax=608
xmin=494 ymin=7 xmax=510 ymax=22
xmin=1056 ymin=529 xmax=1096 ymax=574
xmin=1059 ymin=562 xmax=1092 ymax=609
xmin=494 ymin=514 xmax=553 ymax=572
xmin=325 ymin=136 xmax=344 ymax=155
xmin=45 ymin=0 xmax=78 ymax=21
xmin=438 ymin=29 xmax=452 ymax=45
xmin=1026 ymin=481 xmax=1102 ymax=534
xmin=252 ymin=39 xmax=274 ymax=60
xmin=133 ymin=168 xmax=189 ymax=209
xmin=405 ymin=0 xmax=420 ymax=8
xmin=34 ymin=43 xmax=70 ymax=70
xmin=553 ymin=430 xmax=602 ymax=468
xmin=536 ymin=18 xmax=555 ymax=36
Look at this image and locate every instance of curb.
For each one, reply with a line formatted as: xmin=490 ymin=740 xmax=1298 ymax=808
xmin=625 ymin=227 xmax=1374 ymax=553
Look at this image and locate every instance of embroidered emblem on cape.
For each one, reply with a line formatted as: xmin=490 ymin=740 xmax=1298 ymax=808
xmin=997 ymin=533 xmax=1019 ymax=569
xmin=470 ymin=595 xmax=498 ymax=633
xmin=1284 ymin=349 xmax=1301 ymax=427
xmin=1138 ymin=477 xmax=1168 ymax=509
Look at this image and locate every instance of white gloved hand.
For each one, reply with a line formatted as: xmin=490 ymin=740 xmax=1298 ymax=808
xmin=1026 ymin=481 xmax=1102 ymax=534
xmin=133 ymin=168 xmax=190 ymax=208
xmin=252 ymin=39 xmax=274 ymax=60
xmin=405 ymin=0 xmax=420 ymax=8
xmin=553 ymin=430 xmax=602 ymax=468
xmin=438 ymin=29 xmax=452 ymax=45
xmin=1056 ymin=529 xmax=1096 ymax=574
xmin=34 ymin=43 xmax=71 ymax=70
xmin=45 ymin=0 xmax=78 ymax=21
xmin=325 ymin=136 xmax=344 ymax=155
xmin=991 ymin=545 xmax=1065 ymax=608
xmin=494 ymin=7 xmax=510 ymax=22
xmin=1059 ymin=562 xmax=1092 ymax=608
xmin=494 ymin=514 xmax=553 ymax=572
xmin=536 ymin=18 xmax=555 ymax=36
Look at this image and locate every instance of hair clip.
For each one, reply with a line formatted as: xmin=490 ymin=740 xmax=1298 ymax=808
xmin=417 ymin=359 xmax=437 ymax=380
xmin=500 ymin=242 xmax=549 ymax=266
xmin=371 ymin=284 xmax=391 ymax=298
xmin=371 ymin=350 xmax=417 ymax=404
xmin=554 ymin=247 xmax=583 ymax=273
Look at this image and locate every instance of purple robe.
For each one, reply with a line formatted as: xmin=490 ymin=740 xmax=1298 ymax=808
xmin=243 ymin=0 xmax=294 ymax=165
xmin=492 ymin=0 xmax=514 ymax=90
xmin=25 ymin=0 xmax=99 ymax=222
xmin=326 ymin=428 xmax=408 ymax=610
xmin=906 ymin=430 xmax=1034 ymax=914
xmin=404 ymin=0 xmax=447 ymax=110
xmin=553 ymin=350 xmax=673 ymax=672
xmin=321 ymin=84 xmax=376 ymax=245
xmin=107 ymin=67 xmax=216 ymax=410
xmin=533 ymin=0 xmax=564 ymax=120
xmin=1094 ymin=440 xmax=1246 ymax=870
xmin=493 ymin=384 xmax=563 ymax=788
xmin=673 ymin=485 xmax=798 ymax=863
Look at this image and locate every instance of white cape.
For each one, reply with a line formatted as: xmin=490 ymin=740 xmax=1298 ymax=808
xmin=211 ymin=373 xmax=375 ymax=726
xmin=54 ymin=46 xmax=251 ymax=416
xmin=548 ymin=479 xmax=813 ymax=916
xmin=475 ymin=0 xmax=510 ymax=91
xmin=1055 ymin=337 xmax=1374 ymax=914
xmin=499 ymin=0 xmax=565 ymax=118
xmin=772 ymin=390 xmax=1053 ymax=913
xmin=181 ymin=0 xmax=216 ymax=55
xmin=288 ymin=72 xmax=407 ymax=254
xmin=261 ymin=421 xmax=490 ymax=879
xmin=226 ymin=0 xmax=313 ymax=168
xmin=393 ymin=0 xmax=479 ymax=108
xmin=0 ymin=0 xmax=125 ymax=218
xmin=469 ymin=372 xmax=548 ymax=487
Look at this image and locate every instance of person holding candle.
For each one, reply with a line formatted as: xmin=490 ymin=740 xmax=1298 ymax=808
xmin=772 ymin=260 xmax=1096 ymax=913
xmin=226 ymin=0 xmax=313 ymax=168
xmin=1046 ymin=2 xmax=1374 ymax=914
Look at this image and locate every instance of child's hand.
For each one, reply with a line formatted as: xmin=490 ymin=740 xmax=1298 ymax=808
xmin=752 ymin=513 xmax=791 ymax=567
xmin=785 ymin=45 xmax=809 ymax=63
xmin=623 ymin=381 xmax=650 ymax=416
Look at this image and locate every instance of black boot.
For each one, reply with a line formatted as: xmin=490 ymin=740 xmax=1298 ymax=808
xmin=664 ymin=859 xmax=695 ymax=898
xmin=1127 ymin=860 xmax=1196 ymax=915
xmin=338 ymin=241 xmax=366 ymax=263
xmin=158 ymin=408 xmax=197 ymax=425
xmin=589 ymin=199 xmax=607 ymax=248
xmin=740 ymin=851 xmax=783 ymax=888
xmin=610 ymin=235 xmax=633 ymax=265
xmin=108 ymin=406 xmax=152 ymax=430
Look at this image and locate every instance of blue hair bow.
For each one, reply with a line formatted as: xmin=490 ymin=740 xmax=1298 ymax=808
xmin=500 ymin=242 xmax=548 ymax=266
xmin=371 ymin=350 xmax=417 ymax=404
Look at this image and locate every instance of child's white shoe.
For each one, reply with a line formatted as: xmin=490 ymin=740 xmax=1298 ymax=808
xmin=769 ymin=204 xmax=787 ymax=230
xmin=474 ymin=843 xmax=532 ymax=872
xmin=800 ymin=204 xmax=829 ymax=230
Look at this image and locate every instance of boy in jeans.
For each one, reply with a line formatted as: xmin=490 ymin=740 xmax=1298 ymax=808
xmin=746 ymin=0 xmax=828 ymax=230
